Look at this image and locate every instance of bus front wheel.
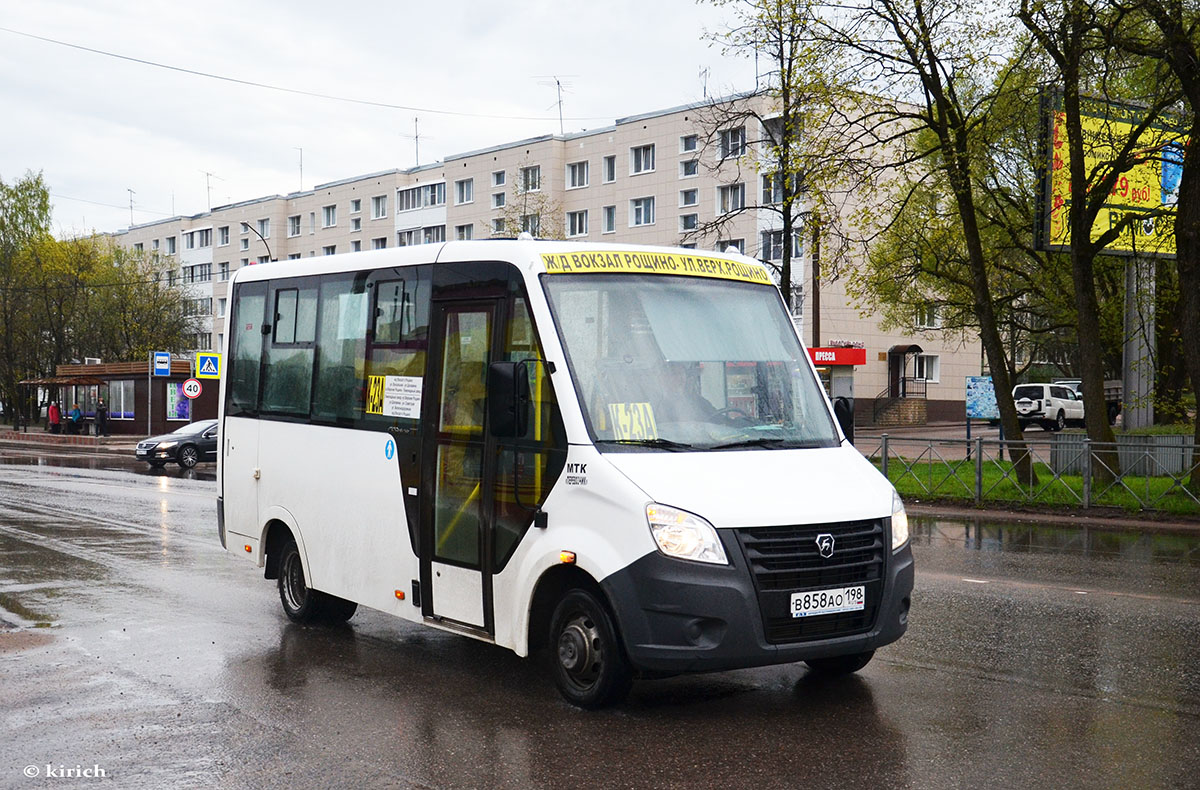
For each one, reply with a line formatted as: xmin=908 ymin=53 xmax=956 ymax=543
xmin=549 ymin=589 xmax=632 ymax=709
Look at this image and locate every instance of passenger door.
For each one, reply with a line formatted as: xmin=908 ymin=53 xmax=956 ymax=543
xmin=222 ymin=280 xmax=266 ymax=538
xmin=421 ymin=300 xmax=501 ymax=631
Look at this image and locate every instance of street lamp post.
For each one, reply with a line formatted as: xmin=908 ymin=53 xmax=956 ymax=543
xmin=241 ymin=222 xmax=275 ymax=262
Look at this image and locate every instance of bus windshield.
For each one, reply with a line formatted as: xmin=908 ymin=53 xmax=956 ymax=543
xmin=543 ymin=274 xmax=839 ymax=451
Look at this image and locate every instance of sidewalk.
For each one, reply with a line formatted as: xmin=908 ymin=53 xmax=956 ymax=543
xmin=0 ymin=427 xmax=139 ymax=455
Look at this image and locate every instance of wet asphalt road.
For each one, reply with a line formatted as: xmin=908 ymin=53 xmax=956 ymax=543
xmin=1 ymin=448 xmax=1199 ymax=789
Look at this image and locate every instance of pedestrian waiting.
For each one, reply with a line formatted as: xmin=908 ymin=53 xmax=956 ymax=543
xmin=48 ymin=401 xmax=61 ymax=434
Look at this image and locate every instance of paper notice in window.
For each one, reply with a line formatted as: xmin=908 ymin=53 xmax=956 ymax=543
xmin=382 ymin=376 xmax=422 ymax=419
xmin=607 ymin=402 xmax=658 ymax=440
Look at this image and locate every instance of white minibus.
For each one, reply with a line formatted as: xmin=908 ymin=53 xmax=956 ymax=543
xmin=217 ymin=239 xmax=913 ymax=707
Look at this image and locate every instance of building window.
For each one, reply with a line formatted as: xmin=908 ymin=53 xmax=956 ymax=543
xmin=197 ymin=228 xmax=211 ymax=247
xmin=914 ymin=353 xmax=941 ymax=382
xmin=492 ymin=192 xmax=506 ymax=209
xmin=521 ymin=166 xmax=541 ymax=192
xmin=351 ymin=240 xmax=361 ymax=252
xmin=602 ymin=205 xmax=616 ymax=233
xmin=257 ymin=218 xmax=270 ymax=238
xmin=257 ymin=255 xmax=270 ymax=264
xmin=350 ymin=198 xmax=361 ymax=213
xmin=240 ymin=257 xmax=249 ymax=267
xmin=309 ymin=213 xmax=316 ymax=233
xmin=152 ymin=239 xmax=160 ymax=251
xmin=183 ymin=231 xmax=195 ymax=250
xmin=630 ymin=144 xmax=655 ymax=174
xmin=322 ymin=245 xmax=336 ymax=255
xmin=240 ymin=238 xmax=249 ymax=251
xmin=720 ymin=126 xmax=747 ymax=159
xmin=351 ymin=217 xmax=361 ymax=232
xmin=718 ymin=239 xmax=745 ymax=254
xmin=680 ymin=214 xmax=698 ymax=231
xmin=373 ymin=237 xmax=388 ymax=249
xmin=217 ymin=226 xmax=229 ymax=246
xmin=760 ymin=230 xmax=801 ymax=261
xmin=491 ymin=218 xmax=505 ymax=235
xmin=372 ymin=195 xmax=387 ymax=218
xmin=133 ymin=242 xmax=143 ymax=252
xmin=423 ymin=225 xmax=445 ymax=244
xmin=455 ymin=224 xmax=473 ymax=241
xmin=630 ymin=197 xmax=655 ymax=226
xmin=322 ymin=205 xmax=337 ymax=228
xmin=680 ymin=189 xmax=698 ymax=207
xmin=454 ymin=179 xmax=473 ymax=205
xmin=165 ymin=236 xmax=176 ymax=254
xmin=493 ymin=170 xmax=506 ymax=187
xmin=287 ymin=253 xmax=302 ymax=260
xmin=567 ymin=161 xmax=589 ymax=189
xmin=603 ymin=155 xmax=616 ymax=183
xmin=680 ymin=134 xmax=698 ymax=152
xmin=397 ymin=183 xmax=446 ymax=211
xmin=218 ymin=298 xmax=227 ymax=317
xmin=218 ymin=261 xmax=229 ymax=281
xmin=194 ymin=263 xmax=211 ymax=282
xmin=521 ymin=214 xmax=541 ymax=235
xmin=288 ymin=215 xmax=301 ymax=237
xmin=567 ymin=210 xmax=588 ymax=237
xmin=680 ymin=159 xmax=699 ymax=178
xmin=718 ymin=183 xmax=746 ymax=213
xmin=916 ymin=304 xmax=942 ymax=329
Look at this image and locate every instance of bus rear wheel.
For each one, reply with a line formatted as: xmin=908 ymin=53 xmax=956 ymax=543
xmin=549 ymin=589 xmax=632 ymax=709
xmin=278 ymin=540 xmax=326 ymax=623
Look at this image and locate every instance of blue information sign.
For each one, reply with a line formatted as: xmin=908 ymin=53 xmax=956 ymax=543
xmin=965 ymin=376 xmax=999 ymax=420
xmin=153 ymin=351 xmax=171 ymax=378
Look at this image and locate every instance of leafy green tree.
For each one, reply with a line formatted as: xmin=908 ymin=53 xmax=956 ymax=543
xmin=0 ymin=171 xmax=51 ymax=418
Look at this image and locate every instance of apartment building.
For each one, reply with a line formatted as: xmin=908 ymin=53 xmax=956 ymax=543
xmin=113 ymin=97 xmax=979 ymax=422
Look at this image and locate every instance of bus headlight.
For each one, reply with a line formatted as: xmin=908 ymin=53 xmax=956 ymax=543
xmin=645 ymin=503 xmax=728 ymax=565
xmin=891 ymin=489 xmax=909 ymax=550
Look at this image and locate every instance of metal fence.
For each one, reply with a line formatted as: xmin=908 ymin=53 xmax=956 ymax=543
xmin=862 ymin=434 xmax=1200 ymax=512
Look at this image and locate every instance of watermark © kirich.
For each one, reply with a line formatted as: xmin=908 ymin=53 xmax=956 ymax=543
xmin=23 ymin=764 xmax=107 ymax=779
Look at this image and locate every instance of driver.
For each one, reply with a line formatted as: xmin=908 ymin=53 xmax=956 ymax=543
xmin=656 ymin=362 xmax=717 ymax=424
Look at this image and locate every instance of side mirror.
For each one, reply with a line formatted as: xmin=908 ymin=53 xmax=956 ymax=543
xmin=833 ymin=396 xmax=854 ymax=444
xmin=487 ymin=361 xmax=530 ymax=438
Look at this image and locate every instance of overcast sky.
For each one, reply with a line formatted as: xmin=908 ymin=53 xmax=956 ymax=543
xmin=0 ymin=0 xmax=757 ymax=236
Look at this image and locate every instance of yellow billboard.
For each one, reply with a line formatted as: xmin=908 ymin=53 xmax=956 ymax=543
xmin=1043 ymin=94 xmax=1186 ymax=258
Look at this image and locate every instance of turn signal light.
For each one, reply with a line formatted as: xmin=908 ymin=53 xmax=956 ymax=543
xmin=394 ymin=590 xmax=406 ymax=600
xmin=560 ymin=551 xmax=576 ymax=564
xmin=244 ymin=545 xmax=252 ymax=553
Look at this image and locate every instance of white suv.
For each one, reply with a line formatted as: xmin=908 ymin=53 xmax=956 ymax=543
xmin=1012 ymin=383 xmax=1085 ymax=432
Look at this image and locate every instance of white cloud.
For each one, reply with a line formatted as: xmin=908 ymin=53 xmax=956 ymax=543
xmin=0 ymin=0 xmax=756 ymax=233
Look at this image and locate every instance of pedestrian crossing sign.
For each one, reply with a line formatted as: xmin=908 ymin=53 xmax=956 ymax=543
xmin=195 ymin=352 xmax=221 ymax=379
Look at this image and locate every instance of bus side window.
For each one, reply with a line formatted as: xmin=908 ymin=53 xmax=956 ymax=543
xmin=229 ymin=283 xmax=266 ymax=415
xmin=313 ymin=275 xmax=368 ymax=423
xmin=261 ymin=284 xmax=318 ymax=416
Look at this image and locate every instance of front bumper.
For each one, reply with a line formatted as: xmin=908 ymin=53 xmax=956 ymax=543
xmin=601 ymin=527 xmax=914 ymax=675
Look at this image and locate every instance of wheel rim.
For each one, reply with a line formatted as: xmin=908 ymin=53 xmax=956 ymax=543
xmin=281 ymin=552 xmax=308 ymax=611
xmin=181 ymin=447 xmax=197 ymax=466
xmin=1057 ymin=413 xmax=1065 ymax=430
xmin=557 ymin=612 xmax=603 ymax=690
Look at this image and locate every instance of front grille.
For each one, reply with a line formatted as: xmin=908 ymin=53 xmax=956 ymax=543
xmin=734 ymin=518 xmax=886 ymax=644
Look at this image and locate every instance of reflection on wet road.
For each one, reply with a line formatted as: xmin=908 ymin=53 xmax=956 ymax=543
xmin=1 ymin=456 xmax=1198 ymax=788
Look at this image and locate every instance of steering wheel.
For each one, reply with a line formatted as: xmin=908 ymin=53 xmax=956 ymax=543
xmin=712 ymin=406 xmax=753 ymax=424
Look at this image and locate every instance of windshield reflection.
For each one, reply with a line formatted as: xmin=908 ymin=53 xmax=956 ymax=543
xmin=543 ymin=274 xmax=838 ymax=451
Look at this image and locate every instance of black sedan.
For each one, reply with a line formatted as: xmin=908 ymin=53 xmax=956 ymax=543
xmin=135 ymin=419 xmax=219 ymax=469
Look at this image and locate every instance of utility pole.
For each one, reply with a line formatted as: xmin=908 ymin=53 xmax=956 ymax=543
xmin=294 ymin=147 xmax=303 ymax=192
xmin=127 ymin=188 xmax=135 ymax=225
xmin=413 ymin=118 xmax=419 ymax=166
xmin=199 ymin=171 xmax=223 ymax=210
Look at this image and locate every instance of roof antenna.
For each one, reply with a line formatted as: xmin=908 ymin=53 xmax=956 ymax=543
xmin=699 ymin=67 xmax=710 ymax=99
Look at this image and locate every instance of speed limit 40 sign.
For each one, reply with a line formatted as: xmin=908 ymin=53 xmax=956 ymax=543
xmin=182 ymin=378 xmax=203 ymax=399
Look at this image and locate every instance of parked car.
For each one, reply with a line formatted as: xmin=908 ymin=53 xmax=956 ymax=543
xmin=1052 ymin=377 xmax=1123 ymax=425
xmin=136 ymin=419 xmax=219 ymax=468
xmin=1013 ymin=384 xmax=1085 ymax=432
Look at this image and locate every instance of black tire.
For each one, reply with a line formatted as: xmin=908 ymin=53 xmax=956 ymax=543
xmin=1052 ymin=410 xmax=1066 ymax=432
xmin=177 ymin=445 xmax=199 ymax=468
xmin=805 ymin=650 xmax=875 ymax=676
xmin=549 ymin=589 xmax=632 ymax=709
xmin=278 ymin=540 xmax=325 ymax=623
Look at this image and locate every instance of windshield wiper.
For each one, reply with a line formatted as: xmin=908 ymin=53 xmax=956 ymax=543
xmin=597 ymin=438 xmax=694 ymax=451
xmin=710 ymin=437 xmax=792 ymax=450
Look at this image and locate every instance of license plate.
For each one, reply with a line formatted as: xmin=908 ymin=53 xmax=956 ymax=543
xmin=136 ymin=449 xmax=147 ymax=456
xmin=790 ymin=586 xmax=865 ymax=618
